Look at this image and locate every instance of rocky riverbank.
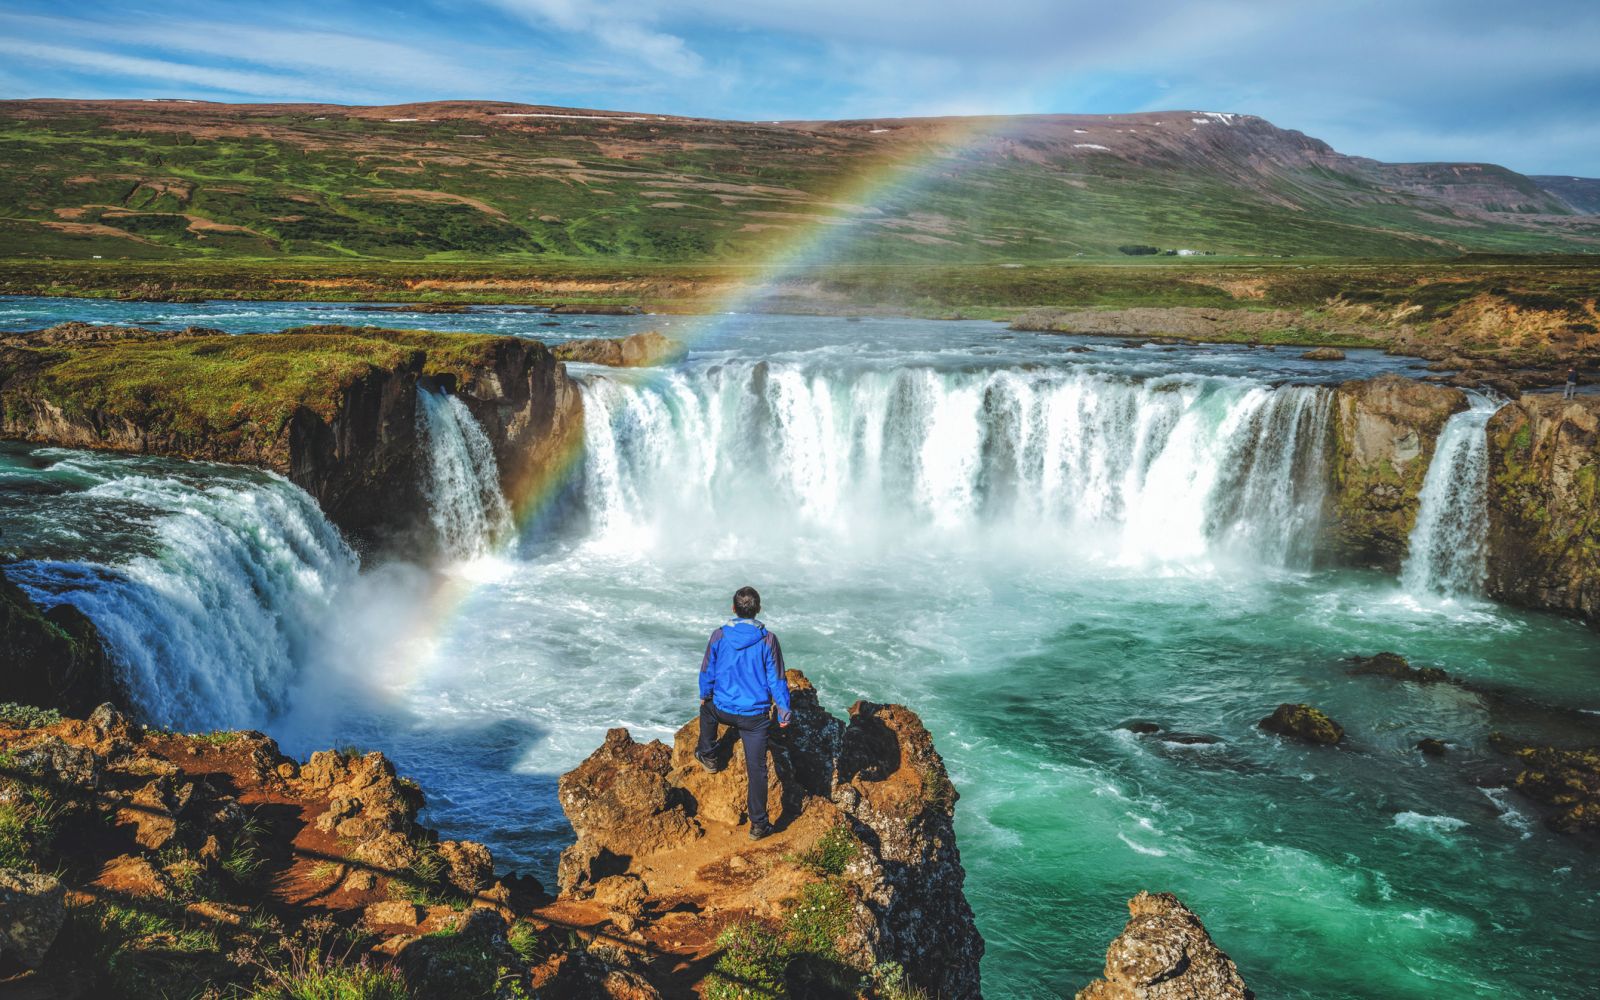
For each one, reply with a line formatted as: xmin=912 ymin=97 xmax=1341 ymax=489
xmin=0 ymin=322 xmax=581 ymax=555
xmin=0 ymin=673 xmax=987 ymax=998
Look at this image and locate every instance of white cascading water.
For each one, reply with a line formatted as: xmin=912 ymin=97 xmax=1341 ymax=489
xmin=577 ymin=363 xmax=1332 ymax=569
xmin=416 ymin=388 xmax=513 ymax=558
xmin=1400 ymin=395 xmax=1501 ymax=597
xmin=10 ymin=470 xmax=357 ymax=730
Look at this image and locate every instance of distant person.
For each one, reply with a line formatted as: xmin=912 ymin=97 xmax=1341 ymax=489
xmin=695 ymin=586 xmax=791 ymax=840
xmin=1565 ymin=365 xmax=1580 ymax=400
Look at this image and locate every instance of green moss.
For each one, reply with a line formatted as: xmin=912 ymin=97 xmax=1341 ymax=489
xmin=706 ymin=875 xmax=861 ymax=999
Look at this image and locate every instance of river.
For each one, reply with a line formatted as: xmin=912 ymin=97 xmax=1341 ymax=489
xmin=2 ymin=299 xmax=1598 ymax=998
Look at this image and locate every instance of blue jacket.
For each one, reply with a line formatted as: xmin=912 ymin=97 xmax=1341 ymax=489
xmin=699 ymin=618 xmax=792 ymax=723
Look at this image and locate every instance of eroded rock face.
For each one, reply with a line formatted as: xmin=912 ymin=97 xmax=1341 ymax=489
xmin=1485 ymin=395 xmax=1600 ymax=624
xmin=1326 ymin=375 xmax=1468 ymax=570
xmin=1077 ymin=892 xmax=1252 ymax=1000
xmin=0 ymin=869 xmax=66 ymax=969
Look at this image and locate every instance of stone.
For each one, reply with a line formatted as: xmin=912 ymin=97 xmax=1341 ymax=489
xmin=364 ymin=900 xmax=422 ymax=928
xmin=98 ymin=854 xmax=167 ymax=897
xmin=555 ymin=729 xmax=698 ymax=893
xmin=343 ymin=869 xmax=378 ymax=893
xmin=437 ymin=839 xmax=494 ymax=895
xmin=11 ymin=736 xmax=101 ymax=791
xmin=1348 ymin=652 xmax=1450 ymax=683
xmin=118 ymin=777 xmax=181 ymax=850
xmin=670 ymin=716 xmax=787 ymax=827
xmin=1417 ymin=738 xmax=1448 ymax=756
xmin=0 ymin=869 xmax=65 ymax=968
xmin=1258 ymin=703 xmax=1344 ymax=745
xmin=1076 ymin=892 xmax=1251 ymax=1000
xmin=1301 ymin=347 xmax=1345 ymax=360
xmin=550 ymin=331 xmax=684 ymax=367
xmin=1495 ymin=737 xmax=1600 ymax=833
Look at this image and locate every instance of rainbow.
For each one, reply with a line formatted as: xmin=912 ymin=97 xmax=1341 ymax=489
xmin=378 ymin=113 xmax=1025 ymax=695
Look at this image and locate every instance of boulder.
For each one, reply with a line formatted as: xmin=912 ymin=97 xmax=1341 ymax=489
xmin=0 ymin=575 xmax=116 ymax=716
xmin=437 ymin=839 xmax=494 ymax=895
xmin=1347 ymin=652 xmax=1450 ymax=684
xmin=1258 ymin=704 xmax=1344 ymax=745
xmin=1417 ymin=738 xmax=1448 ymax=756
xmin=1076 ymin=892 xmax=1251 ymax=1000
xmin=669 ymin=717 xmax=787 ymax=827
xmin=1301 ymin=347 xmax=1346 ymax=361
xmin=1493 ymin=737 xmax=1600 ymax=833
xmin=0 ymin=869 xmax=65 ymax=968
xmin=555 ymin=729 xmax=698 ymax=894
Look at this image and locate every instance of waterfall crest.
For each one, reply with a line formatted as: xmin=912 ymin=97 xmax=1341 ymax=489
xmin=576 ymin=363 xmax=1333 ymax=569
xmin=417 ymin=388 xmax=513 ymax=558
xmin=1401 ymin=395 xmax=1500 ymax=597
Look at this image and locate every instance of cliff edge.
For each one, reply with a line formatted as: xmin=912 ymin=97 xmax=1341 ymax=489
xmin=0 ymin=323 xmax=581 ymax=555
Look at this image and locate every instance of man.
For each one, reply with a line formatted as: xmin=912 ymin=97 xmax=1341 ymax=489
xmin=695 ymin=586 xmax=792 ymax=840
xmin=1565 ymin=365 xmax=1580 ymax=401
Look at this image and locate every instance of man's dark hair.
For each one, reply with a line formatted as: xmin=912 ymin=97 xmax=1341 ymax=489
xmin=733 ymin=586 xmax=761 ymax=619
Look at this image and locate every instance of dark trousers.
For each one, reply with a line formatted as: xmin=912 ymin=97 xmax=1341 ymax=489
xmin=697 ymin=700 xmax=772 ymax=827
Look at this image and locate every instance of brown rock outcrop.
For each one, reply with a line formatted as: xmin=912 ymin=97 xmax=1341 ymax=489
xmin=0 ymin=869 xmax=66 ymax=969
xmin=551 ymin=330 xmax=684 ymax=367
xmin=552 ymin=669 xmax=983 ymax=998
xmin=1325 ymin=375 xmax=1467 ymax=570
xmin=1485 ymin=395 xmax=1600 ymax=624
xmin=1077 ymin=892 xmax=1252 ymax=1000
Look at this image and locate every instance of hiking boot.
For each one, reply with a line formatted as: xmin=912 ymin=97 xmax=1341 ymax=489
xmin=748 ymin=823 xmax=775 ymax=842
xmin=694 ymin=750 xmax=723 ymax=774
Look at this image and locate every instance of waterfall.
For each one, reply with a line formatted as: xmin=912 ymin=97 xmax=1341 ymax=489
xmin=1401 ymin=395 xmax=1500 ymax=597
xmin=416 ymin=388 xmax=512 ymax=558
xmin=7 ymin=460 xmax=357 ymax=730
xmin=575 ymin=363 xmax=1333 ymax=569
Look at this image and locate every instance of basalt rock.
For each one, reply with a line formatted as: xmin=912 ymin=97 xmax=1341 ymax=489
xmin=1301 ymin=347 xmax=1345 ymax=361
xmin=1492 ymin=735 xmax=1600 ymax=833
xmin=550 ymin=330 xmax=684 ymax=367
xmin=1326 ymin=375 xmax=1468 ymax=570
xmin=0 ymin=572 xmax=117 ymax=716
xmin=1076 ymin=892 xmax=1252 ymax=1000
xmin=552 ymin=670 xmax=983 ymax=998
xmin=1484 ymin=395 xmax=1600 ymax=624
xmin=1258 ymin=703 xmax=1344 ymax=745
xmin=1347 ymin=652 xmax=1450 ymax=684
xmin=0 ymin=869 xmax=66 ymax=969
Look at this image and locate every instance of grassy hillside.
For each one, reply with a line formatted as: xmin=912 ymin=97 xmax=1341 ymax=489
xmin=2 ymin=100 xmax=1598 ymax=263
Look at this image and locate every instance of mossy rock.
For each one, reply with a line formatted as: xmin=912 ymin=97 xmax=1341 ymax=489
xmin=1258 ymin=703 xmax=1344 ymax=745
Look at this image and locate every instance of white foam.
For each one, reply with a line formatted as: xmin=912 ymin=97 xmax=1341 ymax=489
xmin=1393 ymin=812 xmax=1468 ymax=838
xmin=1074 ymin=144 xmax=1111 ymax=151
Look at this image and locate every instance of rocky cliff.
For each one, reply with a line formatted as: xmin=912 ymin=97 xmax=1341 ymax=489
xmin=1325 ymin=375 xmax=1467 ymax=570
xmin=1485 ymin=395 xmax=1600 ymax=623
xmin=550 ymin=331 xmax=685 ymax=368
xmin=550 ymin=670 xmax=983 ymax=998
xmin=0 ymin=675 xmax=982 ymax=998
xmin=0 ymin=323 xmax=581 ymax=555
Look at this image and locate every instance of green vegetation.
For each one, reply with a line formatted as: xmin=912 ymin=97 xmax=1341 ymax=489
xmin=792 ymin=823 xmax=860 ymax=877
xmin=706 ymin=875 xmax=862 ymax=1000
xmin=2 ymin=104 xmax=1597 ymax=264
xmin=0 ymin=702 xmax=63 ymax=728
xmin=386 ymin=840 xmax=464 ymax=908
xmin=48 ymin=897 xmax=228 ymax=999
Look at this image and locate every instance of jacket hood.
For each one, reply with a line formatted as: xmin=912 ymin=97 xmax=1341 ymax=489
xmin=724 ymin=618 xmax=768 ymax=650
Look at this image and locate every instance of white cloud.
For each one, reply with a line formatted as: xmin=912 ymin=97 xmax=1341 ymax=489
xmin=483 ymin=0 xmax=704 ymax=77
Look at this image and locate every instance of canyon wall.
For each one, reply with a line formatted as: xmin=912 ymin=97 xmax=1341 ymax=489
xmin=1485 ymin=395 xmax=1600 ymax=621
xmin=1324 ymin=375 xmax=1467 ymax=571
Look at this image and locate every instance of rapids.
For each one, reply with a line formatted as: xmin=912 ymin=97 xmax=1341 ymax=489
xmin=2 ymin=302 xmax=1598 ymax=999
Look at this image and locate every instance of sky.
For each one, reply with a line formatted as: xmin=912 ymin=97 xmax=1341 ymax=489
xmin=0 ymin=0 xmax=1595 ymax=176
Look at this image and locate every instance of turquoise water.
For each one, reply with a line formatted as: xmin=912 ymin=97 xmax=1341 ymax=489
xmin=3 ymin=300 xmax=1598 ymax=997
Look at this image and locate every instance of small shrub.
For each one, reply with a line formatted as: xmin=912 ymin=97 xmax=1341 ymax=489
xmin=0 ymin=702 xmax=62 ymax=728
xmin=706 ymin=921 xmax=788 ymax=1000
xmin=387 ymin=840 xmax=460 ymax=908
xmin=792 ymin=824 xmax=859 ymax=877
xmin=0 ymin=783 xmax=67 ymax=871
xmin=785 ymin=881 xmax=852 ymax=956
xmin=249 ymin=955 xmax=407 ymax=1000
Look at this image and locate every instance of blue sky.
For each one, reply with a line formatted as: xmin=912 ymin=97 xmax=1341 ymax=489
xmin=1 ymin=0 xmax=1595 ymax=176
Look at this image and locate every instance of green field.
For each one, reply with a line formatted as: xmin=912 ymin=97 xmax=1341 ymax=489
xmin=3 ymin=102 xmax=1598 ymax=265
